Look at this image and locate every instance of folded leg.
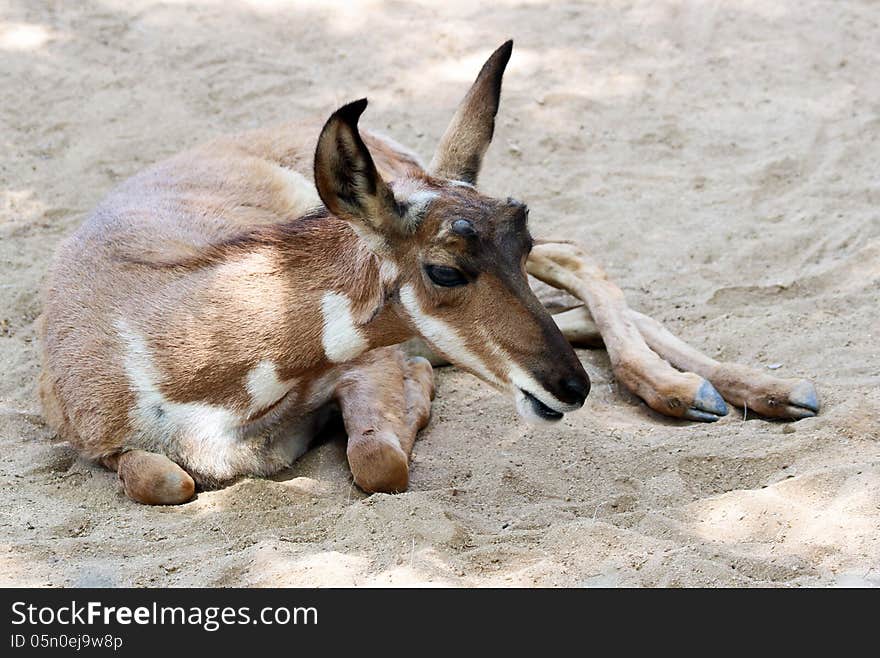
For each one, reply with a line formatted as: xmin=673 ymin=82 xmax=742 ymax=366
xmin=527 ymin=240 xmax=818 ymax=421
xmin=527 ymin=241 xmax=729 ymax=422
xmin=335 ymin=347 xmax=435 ymax=493
xmin=629 ymin=310 xmax=819 ymax=419
xmin=103 ymin=450 xmax=196 ymax=505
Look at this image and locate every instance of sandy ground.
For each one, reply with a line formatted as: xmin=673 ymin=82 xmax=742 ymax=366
xmin=1 ymin=0 xmax=878 ymax=587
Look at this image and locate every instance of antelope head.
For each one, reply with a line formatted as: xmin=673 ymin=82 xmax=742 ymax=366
xmin=314 ymin=41 xmax=590 ymax=423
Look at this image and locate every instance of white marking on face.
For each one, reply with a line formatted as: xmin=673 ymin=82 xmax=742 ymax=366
xmin=507 ymin=361 xmax=580 ymax=413
xmin=398 ymin=286 xmax=578 ymax=419
xmin=398 ymin=284 xmax=501 ymax=386
xmin=406 ymin=189 xmax=438 ymax=214
xmin=515 ymin=389 xmax=561 ymax=426
xmin=472 ymin=328 xmax=579 ymax=416
xmin=115 ymin=320 xmax=241 ymax=449
xmin=320 ymin=291 xmax=369 ymax=363
xmin=393 ymin=178 xmax=438 ymax=230
xmin=245 ymin=360 xmax=296 ymax=416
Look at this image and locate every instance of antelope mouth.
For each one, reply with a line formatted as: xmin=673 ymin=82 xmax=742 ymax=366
xmin=519 ymin=389 xmax=564 ymax=422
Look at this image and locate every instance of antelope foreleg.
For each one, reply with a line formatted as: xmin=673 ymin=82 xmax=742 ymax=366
xmin=629 ymin=311 xmax=819 ymax=419
xmin=527 ymin=240 xmax=819 ymax=421
xmin=336 ymin=347 xmax=435 ymax=494
xmin=526 ymin=241 xmax=728 ymax=422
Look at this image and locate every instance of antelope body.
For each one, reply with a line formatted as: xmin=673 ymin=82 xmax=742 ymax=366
xmin=39 ymin=43 xmax=591 ymax=503
xmin=39 ymin=42 xmax=819 ymax=505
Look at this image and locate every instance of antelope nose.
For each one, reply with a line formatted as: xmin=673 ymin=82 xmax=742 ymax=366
xmin=561 ymin=375 xmax=590 ymax=406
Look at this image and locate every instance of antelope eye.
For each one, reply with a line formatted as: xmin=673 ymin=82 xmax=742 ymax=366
xmin=425 ymin=264 xmax=469 ymax=287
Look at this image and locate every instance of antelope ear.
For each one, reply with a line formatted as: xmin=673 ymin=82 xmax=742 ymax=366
xmin=429 ymin=40 xmax=513 ymax=185
xmin=314 ymin=99 xmax=399 ymax=232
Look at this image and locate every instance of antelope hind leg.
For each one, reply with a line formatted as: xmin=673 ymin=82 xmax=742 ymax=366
xmin=630 ymin=310 xmax=819 ymax=419
xmin=527 ymin=241 xmax=729 ymax=422
xmin=336 ymin=347 xmax=435 ymax=494
xmin=537 ymin=303 xmax=817 ymax=419
xmin=527 ymin=240 xmax=818 ymax=421
xmin=547 ymin=305 xmax=603 ymax=347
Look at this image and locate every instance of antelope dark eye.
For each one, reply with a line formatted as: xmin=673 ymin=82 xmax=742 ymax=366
xmin=425 ymin=264 xmax=468 ymax=287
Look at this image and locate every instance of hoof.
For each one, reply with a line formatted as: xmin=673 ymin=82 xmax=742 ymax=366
xmin=783 ymin=380 xmax=820 ymax=419
xmin=682 ymin=379 xmax=729 ymax=422
xmin=712 ymin=362 xmax=821 ymax=420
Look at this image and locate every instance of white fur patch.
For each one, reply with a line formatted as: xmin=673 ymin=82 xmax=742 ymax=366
xmin=514 ymin=389 xmax=560 ymax=426
xmin=398 ymin=284 xmax=501 ymax=386
xmin=115 ymin=320 xmax=241 ymax=449
xmin=507 ymin=361 xmax=580 ymax=414
xmin=379 ymin=259 xmax=399 ymax=285
xmin=449 ymin=179 xmax=476 ymax=189
xmin=320 ymin=291 xmax=369 ymax=363
xmin=349 ymin=223 xmax=388 ymax=254
xmin=392 ymin=178 xmax=438 ymax=229
xmin=406 ymin=189 xmax=438 ymax=214
xmin=245 ymin=360 xmax=295 ymax=415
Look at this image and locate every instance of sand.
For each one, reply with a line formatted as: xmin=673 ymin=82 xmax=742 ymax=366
xmin=1 ymin=0 xmax=878 ymax=587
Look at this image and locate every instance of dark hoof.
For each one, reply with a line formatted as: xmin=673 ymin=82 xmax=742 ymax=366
xmin=784 ymin=380 xmax=820 ymax=419
xmin=683 ymin=379 xmax=729 ymax=422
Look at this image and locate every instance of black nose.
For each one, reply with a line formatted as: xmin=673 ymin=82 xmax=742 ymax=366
xmin=561 ymin=376 xmax=590 ymax=406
